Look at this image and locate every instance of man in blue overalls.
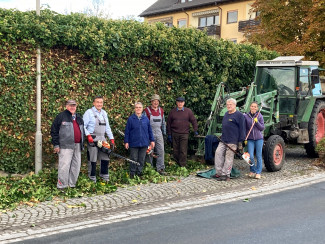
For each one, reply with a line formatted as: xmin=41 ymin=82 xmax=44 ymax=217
xmin=83 ymin=96 xmax=115 ymax=183
xmin=144 ymin=94 xmax=167 ymax=175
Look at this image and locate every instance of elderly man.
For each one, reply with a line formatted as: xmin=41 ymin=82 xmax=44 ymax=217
xmin=83 ymin=96 xmax=115 ymax=183
xmin=144 ymin=94 xmax=167 ymax=175
xmin=51 ymin=99 xmax=84 ymax=191
xmin=214 ymin=98 xmax=245 ymax=181
xmin=167 ymin=97 xmax=198 ymax=167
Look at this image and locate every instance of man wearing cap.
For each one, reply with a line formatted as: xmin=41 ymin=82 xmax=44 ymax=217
xmin=51 ymin=99 xmax=84 ymax=191
xmin=83 ymin=96 xmax=115 ymax=183
xmin=144 ymin=94 xmax=167 ymax=175
xmin=167 ymin=97 xmax=198 ymax=167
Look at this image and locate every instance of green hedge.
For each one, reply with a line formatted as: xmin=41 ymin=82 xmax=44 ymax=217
xmin=0 ymin=9 xmax=277 ymax=173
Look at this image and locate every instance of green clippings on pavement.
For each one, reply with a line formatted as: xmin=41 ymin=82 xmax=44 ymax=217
xmin=0 ymin=156 xmax=206 ymax=210
xmin=243 ymin=198 xmax=251 ymax=202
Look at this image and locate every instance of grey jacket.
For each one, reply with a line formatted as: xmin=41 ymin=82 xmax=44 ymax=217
xmin=51 ymin=110 xmax=85 ymax=150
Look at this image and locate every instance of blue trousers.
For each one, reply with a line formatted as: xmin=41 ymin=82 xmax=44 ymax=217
xmin=247 ymin=139 xmax=263 ymax=174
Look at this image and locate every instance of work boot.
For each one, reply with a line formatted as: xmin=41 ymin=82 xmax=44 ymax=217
xmin=130 ymin=172 xmax=135 ymax=179
xmin=216 ymin=175 xmax=230 ymax=181
xmin=158 ymin=169 xmax=167 ymax=176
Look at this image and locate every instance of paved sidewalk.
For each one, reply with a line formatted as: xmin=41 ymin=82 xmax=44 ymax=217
xmin=1 ymin=147 xmax=324 ymax=243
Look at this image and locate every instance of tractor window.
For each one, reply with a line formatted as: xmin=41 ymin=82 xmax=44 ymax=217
xmin=299 ymin=68 xmax=309 ymax=95
xmin=256 ymin=67 xmax=295 ymax=95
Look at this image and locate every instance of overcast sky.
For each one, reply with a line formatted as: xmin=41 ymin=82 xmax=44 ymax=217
xmin=0 ymin=0 xmax=157 ymax=19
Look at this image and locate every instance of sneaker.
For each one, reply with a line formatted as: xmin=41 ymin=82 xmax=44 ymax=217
xmin=212 ymin=174 xmax=221 ymax=178
xmin=248 ymin=172 xmax=256 ymax=178
xmin=216 ymin=175 xmax=230 ymax=181
xmin=158 ymin=169 xmax=167 ymax=176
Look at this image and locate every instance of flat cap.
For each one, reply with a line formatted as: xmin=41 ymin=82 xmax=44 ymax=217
xmin=176 ymin=97 xmax=185 ymax=102
xmin=151 ymin=94 xmax=160 ymax=101
xmin=66 ymin=99 xmax=77 ymax=105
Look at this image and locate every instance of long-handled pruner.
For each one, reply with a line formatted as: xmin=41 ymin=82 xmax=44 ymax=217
xmin=216 ymin=136 xmax=254 ymax=166
xmin=245 ymin=106 xmax=263 ymax=141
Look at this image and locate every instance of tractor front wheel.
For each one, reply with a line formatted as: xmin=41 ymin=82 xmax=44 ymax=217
xmin=305 ymin=100 xmax=325 ymax=157
xmin=264 ymin=135 xmax=285 ymax=172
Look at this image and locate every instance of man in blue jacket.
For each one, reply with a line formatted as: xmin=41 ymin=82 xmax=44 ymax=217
xmin=124 ymin=102 xmax=155 ymax=178
xmin=51 ymin=99 xmax=84 ymax=191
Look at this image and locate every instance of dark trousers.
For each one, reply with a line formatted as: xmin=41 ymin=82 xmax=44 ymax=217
xmin=129 ymin=147 xmax=147 ymax=175
xmin=172 ymin=132 xmax=189 ymax=167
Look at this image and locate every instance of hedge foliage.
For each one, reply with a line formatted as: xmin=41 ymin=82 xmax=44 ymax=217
xmin=0 ymin=9 xmax=277 ymax=173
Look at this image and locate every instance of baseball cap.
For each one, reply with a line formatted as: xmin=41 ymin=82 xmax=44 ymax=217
xmin=66 ymin=99 xmax=77 ymax=105
xmin=176 ymin=97 xmax=185 ymax=102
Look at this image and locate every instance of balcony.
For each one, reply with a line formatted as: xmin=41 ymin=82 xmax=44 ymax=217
xmin=197 ymin=25 xmax=221 ymax=37
xmin=238 ymin=19 xmax=260 ymax=32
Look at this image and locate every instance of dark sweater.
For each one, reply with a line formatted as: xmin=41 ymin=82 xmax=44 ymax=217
xmin=221 ymin=110 xmax=245 ymax=144
xmin=167 ymin=107 xmax=198 ymax=135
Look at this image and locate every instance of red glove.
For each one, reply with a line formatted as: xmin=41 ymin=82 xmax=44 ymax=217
xmin=110 ymin=139 xmax=115 ymax=150
xmin=87 ymin=135 xmax=94 ymax=143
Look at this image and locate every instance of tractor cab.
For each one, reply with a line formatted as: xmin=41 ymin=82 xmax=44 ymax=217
xmin=254 ymin=56 xmax=323 ymax=135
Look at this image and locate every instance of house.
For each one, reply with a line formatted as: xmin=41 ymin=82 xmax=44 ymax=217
xmin=140 ymin=0 xmax=259 ymax=43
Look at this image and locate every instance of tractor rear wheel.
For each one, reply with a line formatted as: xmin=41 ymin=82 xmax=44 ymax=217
xmin=305 ymin=100 xmax=325 ymax=157
xmin=264 ymin=135 xmax=285 ymax=172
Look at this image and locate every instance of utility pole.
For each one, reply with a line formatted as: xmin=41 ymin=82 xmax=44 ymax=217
xmin=35 ymin=0 xmax=42 ymax=174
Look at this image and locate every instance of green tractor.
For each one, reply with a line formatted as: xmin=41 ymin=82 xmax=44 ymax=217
xmin=197 ymin=56 xmax=325 ymax=171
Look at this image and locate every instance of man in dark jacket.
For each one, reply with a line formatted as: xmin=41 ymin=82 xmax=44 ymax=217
xmin=214 ymin=98 xmax=245 ymax=181
xmin=51 ymin=99 xmax=84 ymax=190
xmin=167 ymin=97 xmax=198 ymax=167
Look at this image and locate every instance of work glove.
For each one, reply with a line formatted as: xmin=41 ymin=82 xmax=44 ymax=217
xmin=254 ymin=118 xmax=258 ymax=123
xmin=244 ymin=140 xmax=247 ymax=146
xmin=110 ymin=139 xmax=115 ymax=151
xmin=167 ymin=135 xmax=172 ymax=144
xmin=87 ymin=135 xmax=94 ymax=143
xmin=194 ymin=131 xmax=199 ymax=137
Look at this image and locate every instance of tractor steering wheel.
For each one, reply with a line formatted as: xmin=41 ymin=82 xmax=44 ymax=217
xmin=278 ymin=84 xmax=294 ymax=95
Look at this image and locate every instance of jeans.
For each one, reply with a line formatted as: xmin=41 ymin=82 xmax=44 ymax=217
xmin=129 ymin=147 xmax=147 ymax=175
xmin=247 ymin=139 xmax=264 ymax=174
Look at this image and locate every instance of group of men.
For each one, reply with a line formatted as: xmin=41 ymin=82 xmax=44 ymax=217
xmin=51 ymin=95 xmax=198 ymax=191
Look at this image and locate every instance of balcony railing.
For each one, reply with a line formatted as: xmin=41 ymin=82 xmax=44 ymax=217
xmin=197 ymin=25 xmax=221 ymax=37
xmin=238 ymin=19 xmax=260 ymax=32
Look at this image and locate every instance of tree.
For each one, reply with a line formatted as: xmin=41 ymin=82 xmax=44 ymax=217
xmin=245 ymin=0 xmax=325 ymax=65
xmin=83 ymin=0 xmax=111 ymax=19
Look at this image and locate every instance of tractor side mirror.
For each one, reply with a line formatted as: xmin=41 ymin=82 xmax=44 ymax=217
xmin=311 ymin=69 xmax=319 ymax=89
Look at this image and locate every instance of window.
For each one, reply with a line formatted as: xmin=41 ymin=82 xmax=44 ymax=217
xmin=199 ymin=15 xmax=219 ymax=27
xmin=164 ymin=22 xmax=173 ymax=27
xmin=256 ymin=67 xmax=295 ymax=95
xmin=181 ymin=0 xmax=186 ymax=3
xmin=229 ymin=38 xmax=237 ymax=44
xmin=299 ymin=68 xmax=309 ymax=95
xmin=227 ymin=10 xmax=238 ymax=24
xmin=178 ymin=19 xmax=187 ymax=28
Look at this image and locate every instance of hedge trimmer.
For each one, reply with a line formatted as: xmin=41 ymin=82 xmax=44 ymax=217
xmin=93 ymin=140 xmax=140 ymax=166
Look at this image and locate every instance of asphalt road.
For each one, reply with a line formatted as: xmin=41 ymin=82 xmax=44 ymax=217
xmin=17 ymin=181 xmax=325 ymax=244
